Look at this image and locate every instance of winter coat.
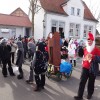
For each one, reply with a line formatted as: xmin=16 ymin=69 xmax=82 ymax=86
xmin=16 ymin=41 xmax=24 ymax=67
xmin=11 ymin=42 xmax=17 ymax=53
xmin=34 ymin=50 xmax=47 ymax=74
xmin=28 ymin=42 xmax=36 ymax=55
xmin=22 ymin=41 xmax=28 ymax=52
xmin=0 ymin=44 xmax=11 ymax=63
xmin=90 ymin=56 xmax=100 ymax=76
xmin=68 ymin=43 xmax=76 ymax=55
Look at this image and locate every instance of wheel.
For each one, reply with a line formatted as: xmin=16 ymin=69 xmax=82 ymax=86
xmin=64 ymin=70 xmax=72 ymax=79
xmin=56 ymin=72 xmax=62 ymax=81
xmin=46 ymin=71 xmax=51 ymax=78
xmin=67 ymin=70 xmax=72 ymax=78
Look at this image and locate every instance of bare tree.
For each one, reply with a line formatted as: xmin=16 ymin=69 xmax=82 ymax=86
xmin=28 ymin=0 xmax=41 ymax=36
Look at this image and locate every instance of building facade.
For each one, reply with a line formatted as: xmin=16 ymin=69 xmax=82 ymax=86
xmin=33 ymin=0 xmax=98 ymax=41
xmin=0 ymin=8 xmax=32 ymax=39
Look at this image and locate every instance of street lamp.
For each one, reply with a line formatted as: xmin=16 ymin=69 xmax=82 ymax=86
xmin=43 ymin=20 xmax=45 ymax=28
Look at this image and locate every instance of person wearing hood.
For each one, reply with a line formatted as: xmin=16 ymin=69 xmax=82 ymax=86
xmin=33 ymin=41 xmax=49 ymax=91
xmin=68 ymin=38 xmax=76 ymax=67
xmin=28 ymin=38 xmax=36 ymax=61
xmin=0 ymin=38 xmax=15 ymax=77
xmin=16 ymin=41 xmax=24 ymax=79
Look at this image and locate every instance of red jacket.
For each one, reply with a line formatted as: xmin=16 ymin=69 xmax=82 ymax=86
xmin=82 ymin=46 xmax=100 ymax=69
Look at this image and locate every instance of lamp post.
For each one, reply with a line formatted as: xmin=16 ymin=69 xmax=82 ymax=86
xmin=43 ymin=20 xmax=45 ymax=28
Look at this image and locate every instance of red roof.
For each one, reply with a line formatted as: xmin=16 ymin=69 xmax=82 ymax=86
xmin=40 ymin=0 xmax=98 ymax=22
xmin=0 ymin=8 xmax=32 ymax=27
xmin=40 ymin=0 xmax=68 ymax=15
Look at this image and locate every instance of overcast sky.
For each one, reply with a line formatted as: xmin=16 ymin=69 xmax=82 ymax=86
xmin=0 ymin=0 xmax=99 ymax=15
xmin=0 ymin=0 xmax=29 ymax=14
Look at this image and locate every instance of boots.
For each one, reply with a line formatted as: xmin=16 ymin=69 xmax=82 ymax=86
xmin=17 ymin=74 xmax=23 ymax=79
xmin=10 ymin=73 xmax=15 ymax=76
xmin=74 ymin=96 xmax=83 ymax=100
xmin=87 ymin=95 xmax=92 ymax=99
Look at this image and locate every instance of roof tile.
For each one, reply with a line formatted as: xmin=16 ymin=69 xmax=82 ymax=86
xmin=0 ymin=8 xmax=32 ymax=27
xmin=40 ymin=0 xmax=68 ymax=15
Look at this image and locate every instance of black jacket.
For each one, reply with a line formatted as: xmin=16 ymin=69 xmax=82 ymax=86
xmin=0 ymin=44 xmax=11 ymax=63
xmin=90 ymin=56 xmax=100 ymax=76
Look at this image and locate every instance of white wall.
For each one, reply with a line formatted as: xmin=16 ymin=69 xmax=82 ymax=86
xmin=16 ymin=27 xmax=25 ymax=38
xmin=34 ymin=8 xmax=45 ymax=41
xmin=83 ymin=20 xmax=97 ymax=38
xmin=45 ymin=13 xmax=97 ymax=40
xmin=63 ymin=0 xmax=84 ymax=19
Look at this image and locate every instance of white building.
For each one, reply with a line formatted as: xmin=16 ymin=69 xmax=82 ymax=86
xmin=33 ymin=0 xmax=98 ymax=41
xmin=0 ymin=8 xmax=32 ymax=39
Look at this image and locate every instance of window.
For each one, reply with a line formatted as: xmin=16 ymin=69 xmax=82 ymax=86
xmin=84 ymin=25 xmax=88 ymax=37
xmin=59 ymin=22 xmax=65 ymax=28
xmin=75 ymin=24 xmax=80 ymax=36
xmin=89 ymin=26 xmax=93 ymax=32
xmin=83 ymin=25 xmax=93 ymax=38
xmin=71 ymin=7 xmax=75 ymax=15
xmin=77 ymin=8 xmax=81 ymax=16
xmin=69 ymin=23 xmax=74 ymax=36
xmin=59 ymin=22 xmax=65 ymax=38
xmin=52 ymin=21 xmax=58 ymax=27
xmin=51 ymin=20 xmax=65 ymax=38
xmin=51 ymin=20 xmax=58 ymax=33
xmin=1 ymin=29 xmax=9 ymax=34
xmin=69 ymin=23 xmax=80 ymax=37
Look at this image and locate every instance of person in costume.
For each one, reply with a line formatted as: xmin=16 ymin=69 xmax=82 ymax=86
xmin=68 ymin=38 xmax=76 ymax=67
xmin=74 ymin=32 xmax=100 ymax=100
xmin=33 ymin=41 xmax=49 ymax=91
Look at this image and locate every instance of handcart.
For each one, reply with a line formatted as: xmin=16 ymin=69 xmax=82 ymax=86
xmin=46 ymin=32 xmax=73 ymax=81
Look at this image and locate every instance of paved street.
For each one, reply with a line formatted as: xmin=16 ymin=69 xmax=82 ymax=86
xmin=0 ymin=58 xmax=100 ymax=100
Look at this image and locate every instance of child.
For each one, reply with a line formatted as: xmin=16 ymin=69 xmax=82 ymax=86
xmin=33 ymin=42 xmax=49 ymax=91
xmin=68 ymin=39 xmax=76 ymax=67
xmin=16 ymin=41 xmax=24 ymax=79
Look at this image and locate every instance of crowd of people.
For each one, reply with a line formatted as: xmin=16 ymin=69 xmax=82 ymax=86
xmin=61 ymin=37 xmax=84 ymax=67
xmin=0 ymin=36 xmax=49 ymax=91
xmin=0 ymin=32 xmax=100 ymax=99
